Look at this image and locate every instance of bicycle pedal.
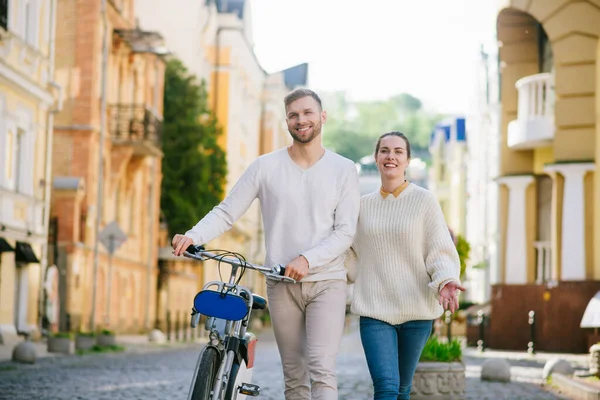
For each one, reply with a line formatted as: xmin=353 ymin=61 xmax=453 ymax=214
xmin=238 ymin=383 xmax=260 ymax=396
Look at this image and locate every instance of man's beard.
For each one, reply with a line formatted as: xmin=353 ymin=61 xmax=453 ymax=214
xmin=289 ymin=121 xmax=322 ymax=144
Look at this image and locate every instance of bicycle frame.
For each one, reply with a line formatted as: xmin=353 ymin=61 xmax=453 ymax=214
xmin=184 ymin=246 xmax=294 ymax=400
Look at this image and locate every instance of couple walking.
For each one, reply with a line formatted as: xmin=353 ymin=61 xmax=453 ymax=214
xmin=171 ymin=88 xmax=464 ymax=400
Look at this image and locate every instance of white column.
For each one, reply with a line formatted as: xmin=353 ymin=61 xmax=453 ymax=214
xmin=497 ymin=175 xmax=534 ymax=284
xmin=545 ymin=163 xmax=595 ymax=281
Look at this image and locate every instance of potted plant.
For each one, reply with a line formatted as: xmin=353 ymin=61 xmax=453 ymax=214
xmin=75 ymin=331 xmax=96 ymax=351
xmin=97 ymin=329 xmax=117 ymax=347
xmin=410 ymin=335 xmax=465 ymax=399
xmin=47 ymin=332 xmax=73 ymax=354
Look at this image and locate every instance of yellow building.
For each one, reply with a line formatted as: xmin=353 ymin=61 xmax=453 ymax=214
xmin=488 ymin=0 xmax=600 ymax=353
xmin=0 ymin=0 xmax=61 ymax=344
xmin=428 ymin=117 xmax=468 ymax=236
xmin=50 ymin=0 xmax=167 ymax=334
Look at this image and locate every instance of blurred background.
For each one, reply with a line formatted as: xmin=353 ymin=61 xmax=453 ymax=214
xmin=1 ymin=0 xmax=600 ymax=359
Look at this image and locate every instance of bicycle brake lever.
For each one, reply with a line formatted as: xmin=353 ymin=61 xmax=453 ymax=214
xmin=264 ymin=273 xmax=296 ymax=284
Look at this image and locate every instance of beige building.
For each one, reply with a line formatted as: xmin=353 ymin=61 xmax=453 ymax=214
xmin=428 ymin=117 xmax=468 ymax=236
xmin=138 ymin=0 xmax=307 ymax=307
xmin=486 ymin=0 xmax=600 ymax=353
xmin=50 ymin=0 xmax=167 ymax=333
xmin=464 ymin=44 xmax=501 ymax=304
xmin=0 ymin=0 xmax=61 ymax=343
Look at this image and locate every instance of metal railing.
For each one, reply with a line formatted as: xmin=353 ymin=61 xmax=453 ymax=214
xmin=108 ymin=104 xmax=162 ymax=145
xmin=515 ymin=73 xmax=554 ymax=122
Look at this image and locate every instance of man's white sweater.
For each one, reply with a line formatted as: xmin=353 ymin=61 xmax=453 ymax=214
xmin=349 ymin=183 xmax=461 ymax=325
xmin=185 ymin=147 xmax=361 ymax=282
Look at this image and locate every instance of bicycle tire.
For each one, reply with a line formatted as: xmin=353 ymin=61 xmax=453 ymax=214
xmin=191 ymin=346 xmax=221 ymax=400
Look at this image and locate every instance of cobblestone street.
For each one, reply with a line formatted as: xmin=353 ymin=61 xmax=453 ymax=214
xmin=0 ymin=324 xmax=569 ymax=400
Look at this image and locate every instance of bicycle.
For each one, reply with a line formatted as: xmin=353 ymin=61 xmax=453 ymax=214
xmin=184 ymin=244 xmax=295 ymax=400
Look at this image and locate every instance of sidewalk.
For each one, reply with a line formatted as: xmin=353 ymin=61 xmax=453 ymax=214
xmin=0 ymin=333 xmax=206 ymax=364
xmin=463 ymin=346 xmax=590 ymax=369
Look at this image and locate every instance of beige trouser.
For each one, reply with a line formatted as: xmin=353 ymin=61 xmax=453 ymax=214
xmin=266 ymin=279 xmax=347 ymax=400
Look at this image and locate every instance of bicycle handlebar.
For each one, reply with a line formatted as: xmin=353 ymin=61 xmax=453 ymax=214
xmin=183 ymin=245 xmax=295 ymax=283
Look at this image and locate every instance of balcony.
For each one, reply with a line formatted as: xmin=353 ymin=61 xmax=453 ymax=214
xmin=108 ymin=105 xmax=163 ymax=156
xmin=507 ymin=73 xmax=555 ymax=150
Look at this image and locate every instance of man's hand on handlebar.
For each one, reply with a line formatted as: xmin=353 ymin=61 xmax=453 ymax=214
xmin=284 ymin=255 xmax=309 ymax=281
xmin=172 ymin=234 xmax=194 ymax=256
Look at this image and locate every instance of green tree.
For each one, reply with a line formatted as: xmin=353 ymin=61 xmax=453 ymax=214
xmin=321 ymin=91 xmax=444 ymax=162
xmin=160 ymin=58 xmax=227 ymax=237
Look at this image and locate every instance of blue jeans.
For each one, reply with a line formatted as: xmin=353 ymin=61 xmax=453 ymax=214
xmin=360 ymin=317 xmax=433 ymax=400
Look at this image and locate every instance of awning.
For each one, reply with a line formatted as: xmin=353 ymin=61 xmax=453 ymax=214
xmin=0 ymin=237 xmax=15 ymax=252
xmin=15 ymin=242 xmax=40 ymax=264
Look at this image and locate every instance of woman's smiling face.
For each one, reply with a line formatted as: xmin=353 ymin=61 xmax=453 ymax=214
xmin=376 ymin=135 xmax=410 ymax=180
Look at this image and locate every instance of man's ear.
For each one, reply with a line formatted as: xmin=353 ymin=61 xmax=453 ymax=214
xmin=321 ymin=110 xmax=327 ymax=124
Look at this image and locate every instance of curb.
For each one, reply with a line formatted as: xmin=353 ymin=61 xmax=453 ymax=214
xmin=551 ymin=373 xmax=600 ymax=400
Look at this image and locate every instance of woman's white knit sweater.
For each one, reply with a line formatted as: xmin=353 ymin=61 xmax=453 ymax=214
xmin=349 ymin=183 xmax=461 ymax=326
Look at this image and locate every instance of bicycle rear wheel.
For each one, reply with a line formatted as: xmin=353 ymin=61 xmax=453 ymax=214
xmin=190 ymin=346 xmax=221 ymax=400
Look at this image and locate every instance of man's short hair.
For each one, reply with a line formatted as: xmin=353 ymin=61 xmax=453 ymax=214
xmin=284 ymin=88 xmax=323 ymax=111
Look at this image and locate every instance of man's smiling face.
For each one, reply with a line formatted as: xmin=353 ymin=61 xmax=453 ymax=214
xmin=285 ymin=96 xmax=327 ymax=144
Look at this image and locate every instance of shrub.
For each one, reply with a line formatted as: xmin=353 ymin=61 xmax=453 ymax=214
xmin=51 ymin=332 xmax=72 ymax=339
xmin=76 ymin=331 xmax=96 ymax=337
xmin=419 ymin=335 xmax=462 ymax=362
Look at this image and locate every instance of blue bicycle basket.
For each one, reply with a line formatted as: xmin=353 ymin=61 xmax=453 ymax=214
xmin=194 ymin=290 xmax=249 ymax=321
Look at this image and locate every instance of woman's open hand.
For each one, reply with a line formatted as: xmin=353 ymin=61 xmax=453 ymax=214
xmin=439 ymin=281 xmax=466 ymax=313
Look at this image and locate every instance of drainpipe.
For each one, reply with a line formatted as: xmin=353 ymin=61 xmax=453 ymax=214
xmin=145 ymin=158 xmax=156 ymax=330
xmin=90 ymin=0 xmax=109 ymax=332
xmin=38 ymin=0 xmax=63 ymax=335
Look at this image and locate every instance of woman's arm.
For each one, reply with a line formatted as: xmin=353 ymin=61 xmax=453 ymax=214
xmin=344 ymin=246 xmax=359 ymax=283
xmin=422 ymin=192 xmax=461 ymax=294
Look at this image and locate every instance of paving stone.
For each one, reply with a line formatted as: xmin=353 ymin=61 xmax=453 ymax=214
xmin=0 ymin=324 xmax=568 ymax=400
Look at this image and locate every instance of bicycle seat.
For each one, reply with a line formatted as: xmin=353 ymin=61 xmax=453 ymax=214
xmin=240 ymin=292 xmax=267 ymax=310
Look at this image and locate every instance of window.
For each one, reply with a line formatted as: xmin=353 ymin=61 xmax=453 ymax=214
xmin=114 ymin=184 xmax=121 ymax=222
xmin=20 ymin=0 xmax=38 ymax=46
xmin=0 ymin=0 xmax=8 ymax=31
xmin=23 ymin=0 xmax=31 ymax=42
xmin=129 ymin=191 xmax=135 ymax=233
xmin=5 ymin=130 xmax=13 ymax=180
xmin=15 ymin=128 xmax=25 ymax=193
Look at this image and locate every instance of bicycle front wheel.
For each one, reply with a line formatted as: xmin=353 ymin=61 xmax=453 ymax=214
xmin=190 ymin=346 xmax=221 ymax=400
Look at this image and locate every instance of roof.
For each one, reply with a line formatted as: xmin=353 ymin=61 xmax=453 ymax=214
xmin=215 ymin=0 xmax=245 ymax=18
xmin=429 ymin=116 xmax=467 ymax=146
xmin=282 ymin=63 xmax=309 ymax=89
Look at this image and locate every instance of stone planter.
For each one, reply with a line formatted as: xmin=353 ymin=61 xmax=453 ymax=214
xmin=411 ymin=361 xmax=465 ymax=399
xmin=75 ymin=334 xmax=96 ymax=351
xmin=590 ymin=343 xmax=600 ymax=377
xmin=47 ymin=336 xmax=73 ymax=354
xmin=97 ymin=333 xmax=116 ymax=347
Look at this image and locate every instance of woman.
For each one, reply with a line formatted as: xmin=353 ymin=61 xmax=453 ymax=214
xmin=348 ymin=131 xmax=464 ymax=400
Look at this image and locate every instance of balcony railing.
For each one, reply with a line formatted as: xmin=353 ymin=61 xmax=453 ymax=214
xmin=534 ymin=241 xmax=553 ymax=284
xmin=0 ymin=0 xmax=8 ymax=31
xmin=507 ymin=73 xmax=555 ymax=149
xmin=108 ymin=105 xmax=162 ymax=155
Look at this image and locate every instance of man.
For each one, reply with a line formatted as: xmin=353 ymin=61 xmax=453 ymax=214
xmin=172 ymin=88 xmax=360 ymax=399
